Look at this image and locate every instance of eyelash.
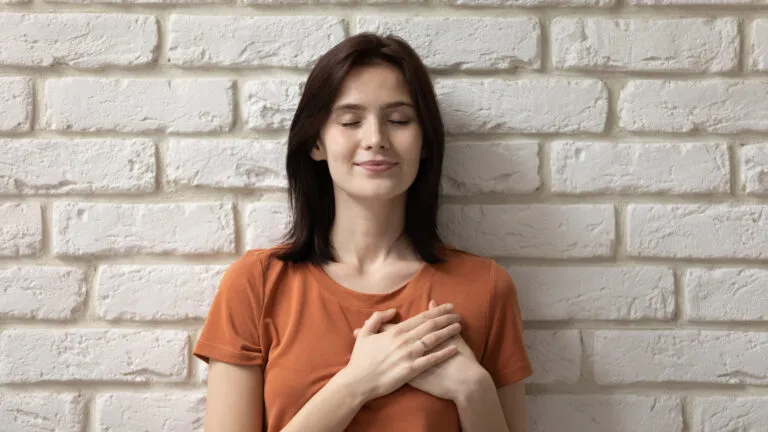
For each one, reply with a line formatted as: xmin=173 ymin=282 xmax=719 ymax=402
xmin=341 ymin=120 xmax=411 ymax=128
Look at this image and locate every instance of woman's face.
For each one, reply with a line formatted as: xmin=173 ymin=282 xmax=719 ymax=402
xmin=312 ymin=61 xmax=423 ymax=202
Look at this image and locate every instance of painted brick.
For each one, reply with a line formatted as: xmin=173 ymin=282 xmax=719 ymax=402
xmin=528 ymin=395 xmax=683 ymax=432
xmin=0 ymin=329 xmax=188 ymax=383
xmin=0 ymin=13 xmax=157 ymax=68
xmin=0 ymin=78 xmax=32 ymax=132
xmin=168 ymin=16 xmax=346 ymax=68
xmin=594 ymin=330 xmax=768 ymax=384
xmin=693 ymin=397 xmax=768 ymax=432
xmin=0 ymin=266 xmax=86 ymax=320
xmin=166 ymin=139 xmax=286 ymax=190
xmin=44 ymin=78 xmax=234 ymax=133
xmin=244 ymin=79 xmax=304 ymax=131
xmin=95 ymin=393 xmax=205 ymax=432
xmin=627 ymin=204 xmax=768 ymax=259
xmin=0 ymin=139 xmax=155 ymax=195
xmin=436 ymin=79 xmax=607 ymax=134
xmin=509 ymin=266 xmax=675 ymax=320
xmin=619 ymin=80 xmax=768 ymax=133
xmin=439 ymin=205 xmax=615 ymax=258
xmin=0 ymin=203 xmax=42 ymax=256
xmin=53 ymin=202 xmax=236 ymax=256
xmin=552 ymin=18 xmax=738 ymax=72
xmin=357 ymin=17 xmax=540 ymax=70
xmin=524 ymin=330 xmax=581 ymax=384
xmin=0 ymin=393 xmax=84 ymax=432
xmin=551 ymin=141 xmax=730 ymax=194
xmin=442 ymin=141 xmax=539 ymax=195
xmin=97 ymin=265 xmax=226 ymax=321
xmin=686 ymin=268 xmax=768 ymax=321
xmin=741 ymin=143 xmax=768 ymax=195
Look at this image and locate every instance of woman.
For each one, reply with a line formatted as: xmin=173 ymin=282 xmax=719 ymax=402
xmin=194 ymin=33 xmax=532 ymax=432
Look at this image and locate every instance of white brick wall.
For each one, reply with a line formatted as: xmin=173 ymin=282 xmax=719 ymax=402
xmin=0 ymin=77 xmax=33 ymax=132
xmin=94 ymin=393 xmax=206 ymax=431
xmin=551 ymin=18 xmax=739 ymax=72
xmin=693 ymin=397 xmax=768 ymax=431
xmin=1 ymin=3 xmax=766 ymax=431
xmin=0 ymin=13 xmax=158 ymax=68
xmin=0 ymin=393 xmax=85 ymax=432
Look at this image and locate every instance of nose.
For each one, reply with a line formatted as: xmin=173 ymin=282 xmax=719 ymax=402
xmin=362 ymin=119 xmax=390 ymax=151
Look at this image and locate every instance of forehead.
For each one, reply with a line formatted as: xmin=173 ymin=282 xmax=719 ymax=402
xmin=333 ymin=62 xmax=412 ymax=108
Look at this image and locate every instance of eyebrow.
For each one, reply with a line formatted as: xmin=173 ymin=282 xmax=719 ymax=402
xmin=332 ymin=101 xmax=414 ymax=112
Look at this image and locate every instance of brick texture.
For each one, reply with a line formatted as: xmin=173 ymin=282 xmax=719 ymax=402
xmin=0 ymin=4 xmax=763 ymax=429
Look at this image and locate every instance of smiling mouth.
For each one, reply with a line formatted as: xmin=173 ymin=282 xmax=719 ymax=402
xmin=355 ymin=161 xmax=398 ymax=172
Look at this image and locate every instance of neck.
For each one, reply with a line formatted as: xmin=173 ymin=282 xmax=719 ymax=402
xmin=330 ymin=190 xmax=413 ymax=270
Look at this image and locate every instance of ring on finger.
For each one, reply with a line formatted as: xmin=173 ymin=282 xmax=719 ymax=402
xmin=417 ymin=338 xmax=427 ymax=349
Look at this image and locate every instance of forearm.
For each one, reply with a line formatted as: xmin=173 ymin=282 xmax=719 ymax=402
xmin=280 ymin=368 xmax=368 ymax=432
xmin=455 ymin=371 xmax=510 ymax=432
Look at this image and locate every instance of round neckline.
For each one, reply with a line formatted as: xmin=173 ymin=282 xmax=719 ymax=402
xmin=307 ymin=260 xmax=436 ymax=309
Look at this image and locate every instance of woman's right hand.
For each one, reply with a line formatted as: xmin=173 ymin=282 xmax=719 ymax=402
xmin=340 ymin=303 xmax=463 ymax=402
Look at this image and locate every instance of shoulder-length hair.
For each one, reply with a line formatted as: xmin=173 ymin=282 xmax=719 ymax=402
xmin=275 ymin=32 xmax=446 ymax=265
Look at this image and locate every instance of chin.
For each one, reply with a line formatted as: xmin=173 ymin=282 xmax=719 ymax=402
xmin=343 ymin=184 xmax=410 ymax=201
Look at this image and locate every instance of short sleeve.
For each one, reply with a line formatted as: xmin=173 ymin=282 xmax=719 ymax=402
xmin=193 ymin=252 xmax=265 ymax=367
xmin=480 ymin=261 xmax=533 ymax=388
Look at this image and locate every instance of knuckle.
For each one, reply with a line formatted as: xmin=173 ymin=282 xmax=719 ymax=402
xmin=394 ymin=336 xmax=409 ymax=350
xmin=409 ymin=345 xmax=420 ymax=359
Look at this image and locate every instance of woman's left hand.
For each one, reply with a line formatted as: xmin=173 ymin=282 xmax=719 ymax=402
xmin=352 ymin=301 xmax=487 ymax=402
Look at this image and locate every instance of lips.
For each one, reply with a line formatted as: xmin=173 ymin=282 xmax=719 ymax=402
xmin=355 ymin=160 xmax=398 ymax=173
xmin=356 ymin=161 xmax=397 ymax=167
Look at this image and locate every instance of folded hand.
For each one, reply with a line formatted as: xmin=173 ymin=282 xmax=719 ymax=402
xmin=353 ymin=301 xmax=486 ymax=401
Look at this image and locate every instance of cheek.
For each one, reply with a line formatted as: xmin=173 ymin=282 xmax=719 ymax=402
xmin=398 ymin=130 xmax=424 ymax=164
xmin=321 ymin=140 xmax=358 ymax=182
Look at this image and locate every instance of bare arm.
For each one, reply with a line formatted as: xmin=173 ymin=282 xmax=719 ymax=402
xmin=498 ymin=381 xmax=527 ymax=432
xmin=205 ymin=358 xmax=367 ymax=432
xmin=454 ymin=370 xmax=515 ymax=432
xmin=204 ymin=360 xmax=264 ymax=432
xmin=279 ymin=368 xmax=369 ymax=432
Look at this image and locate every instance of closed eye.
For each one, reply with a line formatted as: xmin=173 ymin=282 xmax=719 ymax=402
xmin=341 ymin=120 xmax=411 ymax=128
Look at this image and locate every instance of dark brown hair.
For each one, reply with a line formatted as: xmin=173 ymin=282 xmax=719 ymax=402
xmin=275 ymin=33 xmax=446 ymax=265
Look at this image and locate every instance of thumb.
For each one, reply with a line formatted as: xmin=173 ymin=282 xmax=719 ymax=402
xmin=429 ymin=300 xmax=436 ymax=310
xmin=358 ymin=309 xmax=396 ymax=337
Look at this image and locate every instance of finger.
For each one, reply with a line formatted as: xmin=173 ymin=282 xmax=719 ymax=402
xmin=411 ymin=345 xmax=458 ymax=372
xmin=358 ymin=309 xmax=397 ymax=337
xmin=407 ymin=313 xmax=461 ymax=342
xmin=394 ymin=303 xmax=453 ymax=333
xmin=354 ymin=322 xmax=394 ymax=338
xmin=419 ymin=322 xmax=461 ymax=351
xmin=429 ymin=300 xmax=436 ymax=309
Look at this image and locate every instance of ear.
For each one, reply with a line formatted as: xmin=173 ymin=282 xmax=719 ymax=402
xmin=310 ymin=139 xmax=327 ymax=161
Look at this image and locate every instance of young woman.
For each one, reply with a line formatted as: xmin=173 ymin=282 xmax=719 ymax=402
xmin=194 ymin=33 xmax=532 ymax=432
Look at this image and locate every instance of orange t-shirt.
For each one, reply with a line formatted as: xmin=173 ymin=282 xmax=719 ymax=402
xmin=194 ymin=245 xmax=532 ymax=432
